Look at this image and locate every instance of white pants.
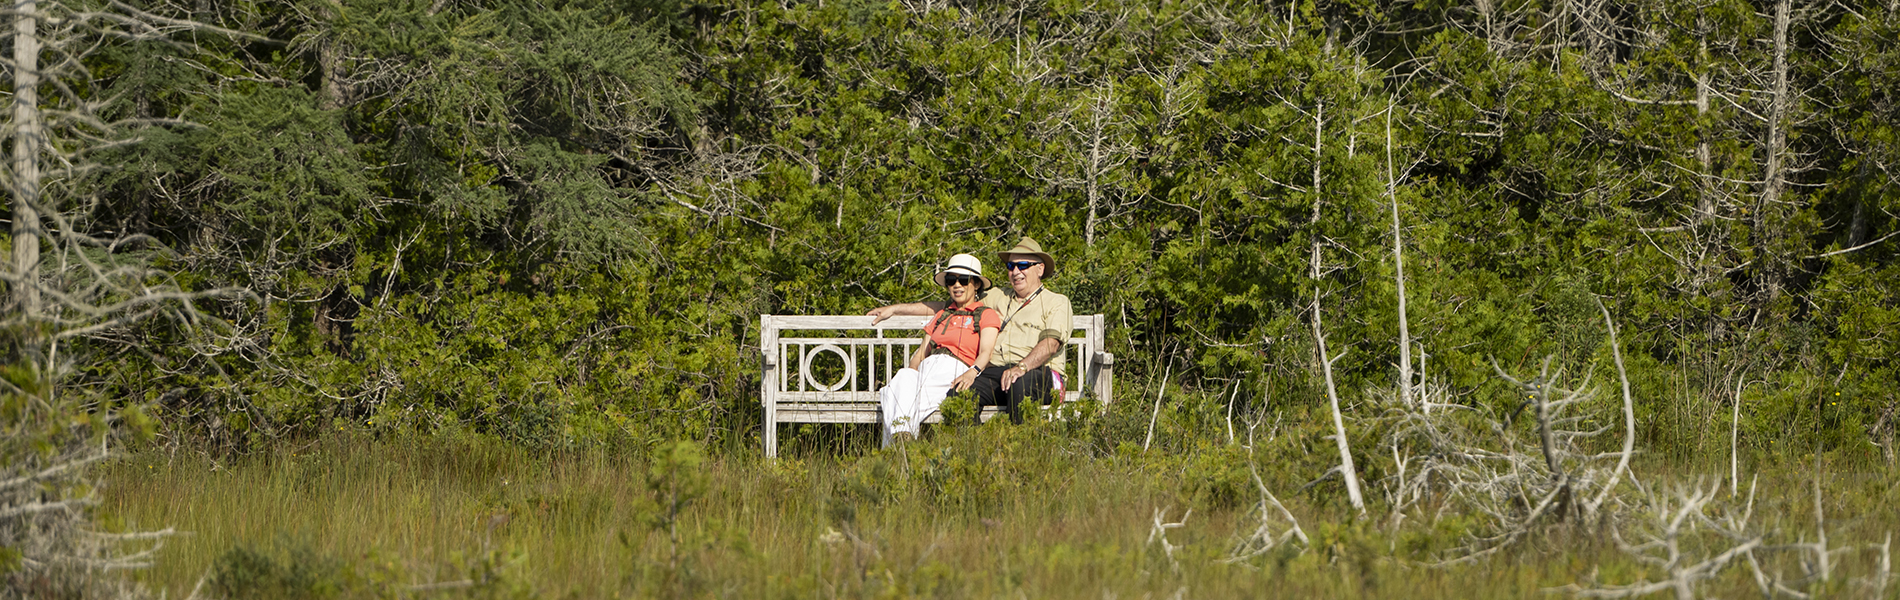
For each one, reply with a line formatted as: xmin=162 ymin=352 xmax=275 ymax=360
xmin=879 ymin=353 xmax=967 ymax=445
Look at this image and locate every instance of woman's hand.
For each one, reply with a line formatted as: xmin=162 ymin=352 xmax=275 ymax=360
xmin=951 ymin=367 xmax=980 ymax=392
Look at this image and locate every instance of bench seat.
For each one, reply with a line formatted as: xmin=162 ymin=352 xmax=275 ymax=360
xmin=772 ymin=402 xmax=1010 ymax=424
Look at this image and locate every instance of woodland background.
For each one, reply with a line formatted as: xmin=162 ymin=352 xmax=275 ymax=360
xmin=4 ymin=0 xmax=1900 ymax=595
xmin=46 ymin=0 xmax=1893 ymax=457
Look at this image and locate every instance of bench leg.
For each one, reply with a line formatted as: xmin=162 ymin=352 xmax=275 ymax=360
xmin=765 ymin=406 xmax=778 ymax=458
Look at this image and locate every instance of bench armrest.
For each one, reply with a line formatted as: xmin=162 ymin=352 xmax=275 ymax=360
xmin=1095 ymin=351 xmax=1114 ymax=366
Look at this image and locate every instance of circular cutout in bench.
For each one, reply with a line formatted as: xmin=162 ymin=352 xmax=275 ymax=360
xmin=801 ymin=344 xmax=854 ymax=392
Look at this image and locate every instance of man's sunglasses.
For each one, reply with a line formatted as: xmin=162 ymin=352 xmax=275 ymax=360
xmin=1005 ymin=261 xmax=1042 ymax=271
xmin=943 ymin=274 xmax=981 ymax=286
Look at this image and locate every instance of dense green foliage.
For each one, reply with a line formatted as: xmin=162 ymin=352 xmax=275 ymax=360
xmin=15 ymin=0 xmax=1900 ymax=597
xmin=20 ymin=0 xmax=1898 ymax=459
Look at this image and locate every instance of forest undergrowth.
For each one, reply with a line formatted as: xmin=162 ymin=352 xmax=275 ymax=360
xmin=101 ymin=387 xmax=1899 ymax=600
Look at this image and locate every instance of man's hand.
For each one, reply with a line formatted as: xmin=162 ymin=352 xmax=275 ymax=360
xmin=866 ymin=305 xmax=894 ymax=324
xmin=999 ymin=365 xmax=1026 ymax=391
xmin=952 ymin=368 xmax=979 ymax=391
xmin=1002 ymin=338 xmax=1060 ymax=391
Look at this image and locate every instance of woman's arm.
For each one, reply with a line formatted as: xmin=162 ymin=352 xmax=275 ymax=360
xmin=972 ymin=327 xmax=998 ymax=371
xmin=868 ymin=301 xmax=948 ymax=324
xmin=951 ymin=327 xmax=999 ymax=392
xmin=908 ymin=338 xmax=933 ymax=370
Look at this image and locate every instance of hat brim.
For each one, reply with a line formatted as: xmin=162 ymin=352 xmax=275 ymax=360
xmin=934 ymin=266 xmax=991 ymax=290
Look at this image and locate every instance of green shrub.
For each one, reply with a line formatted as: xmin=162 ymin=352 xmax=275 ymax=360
xmin=1182 ymin=444 xmax=1254 ymax=510
xmin=208 ymin=539 xmax=366 ymax=600
xmin=207 ymin=536 xmax=532 ymax=600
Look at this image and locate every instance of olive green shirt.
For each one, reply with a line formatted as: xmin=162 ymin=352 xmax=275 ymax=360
xmin=980 ymin=286 xmax=1072 ymax=373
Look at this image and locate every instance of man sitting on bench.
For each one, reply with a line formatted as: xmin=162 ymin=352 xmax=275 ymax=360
xmin=868 ymin=237 xmax=1072 ymax=423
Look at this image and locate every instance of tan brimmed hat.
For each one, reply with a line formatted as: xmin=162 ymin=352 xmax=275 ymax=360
xmin=933 ymin=253 xmax=992 ymax=289
xmin=997 ymin=236 xmax=1056 ymax=279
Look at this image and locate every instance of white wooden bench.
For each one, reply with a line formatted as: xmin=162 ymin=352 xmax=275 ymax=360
xmin=759 ymin=314 xmax=1114 ymax=457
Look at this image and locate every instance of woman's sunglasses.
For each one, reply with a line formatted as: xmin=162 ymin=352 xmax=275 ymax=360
xmin=943 ymin=274 xmax=980 ymax=287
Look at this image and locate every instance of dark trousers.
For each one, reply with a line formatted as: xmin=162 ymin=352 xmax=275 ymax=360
xmin=969 ymin=364 xmax=1055 ymax=424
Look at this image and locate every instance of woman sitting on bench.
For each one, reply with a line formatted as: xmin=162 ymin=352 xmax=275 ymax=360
xmin=879 ymin=254 xmax=1000 ymax=444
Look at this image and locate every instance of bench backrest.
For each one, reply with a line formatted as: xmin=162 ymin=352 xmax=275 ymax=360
xmin=759 ymin=314 xmax=1111 ymax=407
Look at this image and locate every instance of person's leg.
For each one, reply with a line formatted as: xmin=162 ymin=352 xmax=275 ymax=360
xmin=1003 ymin=366 xmax=1055 ymax=425
xmin=968 ymin=365 xmax=1008 ymax=425
xmin=910 ymin=355 xmax=964 ymax=434
xmin=880 ymin=368 xmax=921 ymax=445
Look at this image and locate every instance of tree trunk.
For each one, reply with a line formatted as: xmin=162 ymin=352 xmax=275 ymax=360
xmin=1313 ymin=245 xmax=1365 ymax=514
xmin=1756 ymin=0 xmax=1791 ymax=303
xmin=1694 ymin=36 xmax=1712 ymax=223
xmin=1587 ymin=297 xmax=1636 ymax=514
xmin=1306 ymin=102 xmax=1365 ymax=513
xmin=1084 ymin=83 xmax=1110 ymax=247
xmin=1387 ymin=101 xmax=1414 ymax=410
xmin=316 ymin=4 xmax=348 ymax=110
xmin=11 ymin=0 xmax=42 ymax=321
xmin=1848 ymin=194 xmax=1868 ymax=248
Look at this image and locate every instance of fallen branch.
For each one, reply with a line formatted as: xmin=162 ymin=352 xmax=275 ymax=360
xmin=1146 ymin=507 xmax=1192 ymax=574
xmin=1225 ymin=439 xmax=1308 ymax=563
xmin=1587 ymin=296 xmax=1635 ymax=516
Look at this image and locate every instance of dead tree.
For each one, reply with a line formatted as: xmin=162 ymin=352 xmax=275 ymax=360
xmin=1377 ymin=298 xmax=1640 ymax=562
xmin=1017 ymin=79 xmax=1138 ymax=249
xmin=1380 ymin=361 xmax=1597 ymax=565
xmin=1225 ymin=431 xmax=1309 ymax=564
xmin=1548 ymin=469 xmax=1892 ymax=599
xmin=1 ymin=1 xmax=250 ymax=593
xmin=1754 ymin=0 xmax=1795 ymax=302
xmin=1587 ymin=297 xmax=1636 ymax=516
xmin=1311 ymin=251 xmax=1363 ymax=514
xmin=1572 ymin=0 xmax=1809 ymax=428
xmin=10 ymin=0 xmax=44 ymax=319
xmin=1077 ymin=82 xmax=1132 ymax=247
xmin=1551 ymin=480 xmax=1762 ymax=600
xmin=1384 ymin=99 xmax=1416 ymax=412
xmin=1300 ymin=101 xmax=1365 ymax=514
xmin=1145 ymin=507 xmax=1191 ymax=575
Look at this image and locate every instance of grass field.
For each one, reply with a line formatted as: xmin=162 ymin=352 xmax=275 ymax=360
xmin=99 ymin=418 xmax=1900 ymax=599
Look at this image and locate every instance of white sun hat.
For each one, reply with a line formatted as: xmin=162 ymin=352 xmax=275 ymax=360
xmin=932 ymin=253 xmax=991 ymax=289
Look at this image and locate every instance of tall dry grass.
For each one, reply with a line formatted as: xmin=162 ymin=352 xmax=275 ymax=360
xmin=97 ymin=413 xmax=1900 ymax=599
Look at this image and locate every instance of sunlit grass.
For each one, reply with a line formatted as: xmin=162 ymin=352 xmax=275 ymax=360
xmin=99 ymin=421 xmax=1900 ymax=599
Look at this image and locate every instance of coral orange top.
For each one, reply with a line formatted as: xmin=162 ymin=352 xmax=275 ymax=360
xmin=925 ymin=303 xmax=1002 ymax=366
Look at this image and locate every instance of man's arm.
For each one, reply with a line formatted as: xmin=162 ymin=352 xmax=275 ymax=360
xmin=867 ymin=301 xmax=946 ymax=324
xmin=1000 ymin=337 xmax=1062 ymax=390
xmin=1001 ymin=294 xmax=1070 ymax=389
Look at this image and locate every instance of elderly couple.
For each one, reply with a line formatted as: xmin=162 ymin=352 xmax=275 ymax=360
xmin=867 ymin=237 xmax=1073 ymax=444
